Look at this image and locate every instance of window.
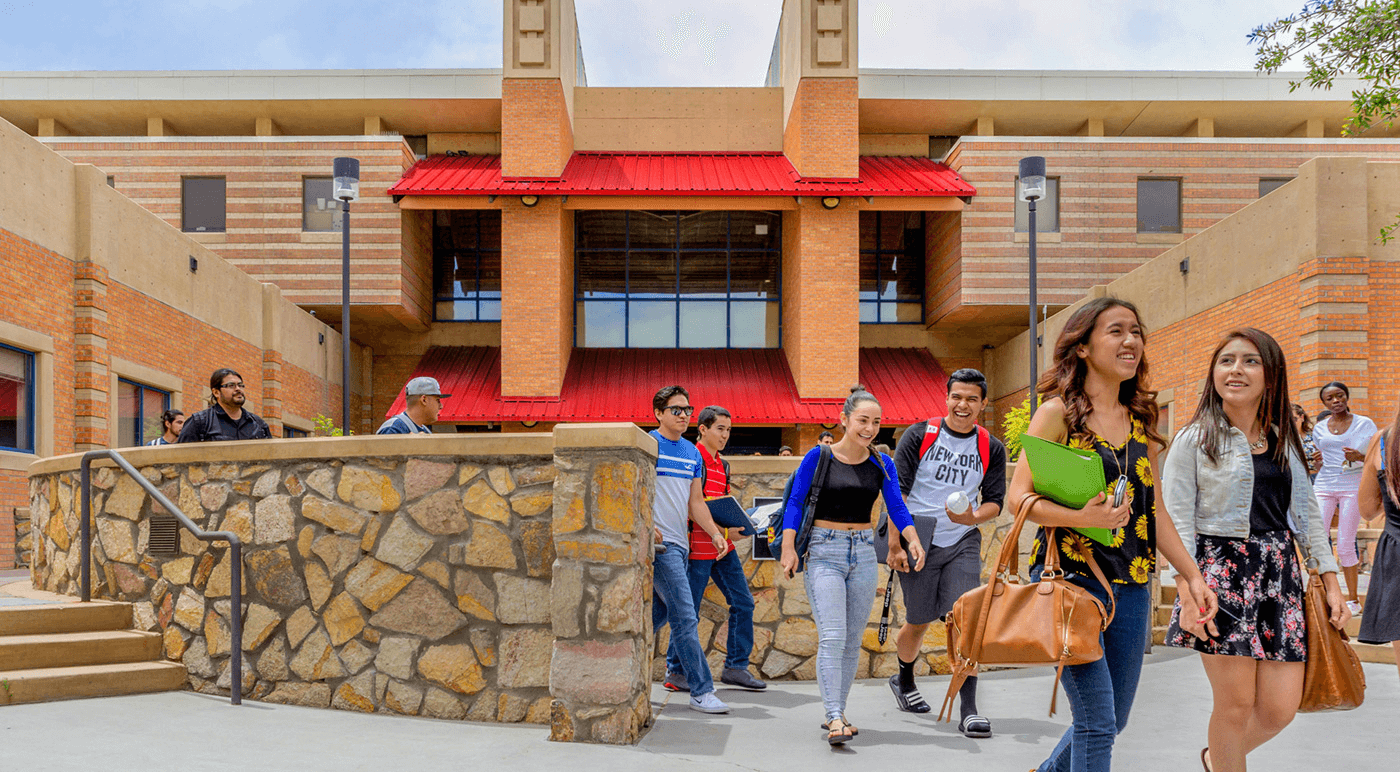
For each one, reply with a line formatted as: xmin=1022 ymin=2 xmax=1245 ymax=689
xmin=117 ymin=379 xmax=169 ymax=447
xmin=284 ymin=426 xmax=309 ymax=438
xmin=106 ymin=175 xmax=115 ymax=188
xmin=434 ymin=210 xmax=502 ymax=322
xmin=1136 ymin=178 xmax=1181 ymax=233
xmin=574 ymin=211 xmax=782 ymax=348
xmin=0 ymin=343 xmax=34 ymax=453
xmin=1259 ymin=177 xmax=1294 ymax=197
xmin=182 ymin=177 xmax=226 ymax=233
xmin=859 ymin=212 xmax=925 ymax=324
xmin=303 ymin=177 xmax=342 ymax=232
xmin=1014 ymin=177 xmax=1060 ymax=232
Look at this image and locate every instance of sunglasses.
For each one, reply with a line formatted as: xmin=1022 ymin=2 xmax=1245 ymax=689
xmin=663 ymin=406 xmax=695 ymax=417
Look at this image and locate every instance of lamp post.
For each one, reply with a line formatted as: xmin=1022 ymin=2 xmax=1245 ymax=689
xmin=333 ymin=157 xmax=360 ymax=434
xmin=1018 ymin=156 xmax=1046 ymax=418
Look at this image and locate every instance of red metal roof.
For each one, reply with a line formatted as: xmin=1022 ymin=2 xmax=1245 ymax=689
xmin=388 ymin=152 xmax=975 ymax=198
xmin=386 ymin=346 xmax=950 ymax=426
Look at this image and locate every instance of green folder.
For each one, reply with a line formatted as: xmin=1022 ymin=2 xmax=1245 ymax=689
xmin=1019 ymin=433 xmax=1117 ymax=546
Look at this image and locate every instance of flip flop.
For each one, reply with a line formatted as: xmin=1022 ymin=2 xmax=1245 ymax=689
xmin=825 ymin=717 xmax=854 ymax=746
xmin=820 ymin=715 xmax=859 ymax=736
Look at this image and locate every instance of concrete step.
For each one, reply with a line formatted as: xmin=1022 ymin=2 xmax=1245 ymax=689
xmin=0 ymin=602 xmax=130 ymax=636
xmin=1354 ymin=641 xmax=1396 ymax=666
xmin=0 ymin=661 xmax=187 ymax=706
xmin=0 ymin=630 xmax=162 ymax=671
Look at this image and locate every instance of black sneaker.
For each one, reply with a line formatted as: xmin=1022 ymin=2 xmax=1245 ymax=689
xmin=889 ymin=673 xmax=931 ymax=713
xmin=720 ymin=667 xmax=767 ymax=690
xmin=663 ymin=671 xmax=690 ymax=693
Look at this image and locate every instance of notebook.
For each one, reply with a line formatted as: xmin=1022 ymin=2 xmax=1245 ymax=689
xmin=1020 ymin=433 xmax=1117 ymax=546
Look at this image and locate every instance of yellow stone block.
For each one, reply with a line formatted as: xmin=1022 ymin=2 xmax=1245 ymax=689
xmin=592 ymin=461 xmax=639 ymax=534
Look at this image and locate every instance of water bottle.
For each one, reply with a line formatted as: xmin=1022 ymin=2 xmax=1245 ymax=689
xmin=946 ymin=491 xmax=971 ymax=517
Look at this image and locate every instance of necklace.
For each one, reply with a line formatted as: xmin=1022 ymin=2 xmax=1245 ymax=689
xmin=1248 ymin=422 xmax=1267 ymax=451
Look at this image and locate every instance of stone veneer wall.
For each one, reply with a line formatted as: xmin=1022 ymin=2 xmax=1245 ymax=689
xmin=671 ymin=457 xmax=1019 ymax=683
xmin=28 ymin=434 xmax=571 ymax=725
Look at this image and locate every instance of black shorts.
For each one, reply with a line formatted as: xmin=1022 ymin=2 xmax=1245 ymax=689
xmin=897 ymin=529 xmax=983 ymax=625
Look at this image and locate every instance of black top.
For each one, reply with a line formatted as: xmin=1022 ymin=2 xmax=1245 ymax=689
xmin=893 ymin=420 xmax=1009 ymax=506
xmin=1029 ymin=418 xmax=1158 ymax=584
xmin=1378 ymin=432 xmax=1400 ymax=532
xmin=811 ymin=456 xmax=886 ymax=525
xmin=176 ymin=403 xmax=272 ymax=443
xmin=1250 ymin=433 xmax=1293 ymax=534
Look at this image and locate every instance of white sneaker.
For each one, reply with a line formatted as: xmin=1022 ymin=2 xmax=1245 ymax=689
xmin=689 ymin=692 xmax=730 ymax=714
xmin=1346 ymin=600 xmax=1362 ymax=616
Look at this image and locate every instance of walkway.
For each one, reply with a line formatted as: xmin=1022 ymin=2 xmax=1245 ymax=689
xmin=2 ymin=649 xmax=1394 ymax=772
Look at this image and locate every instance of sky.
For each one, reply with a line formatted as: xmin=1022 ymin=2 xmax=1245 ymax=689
xmin=0 ymin=1 xmax=1310 ymax=84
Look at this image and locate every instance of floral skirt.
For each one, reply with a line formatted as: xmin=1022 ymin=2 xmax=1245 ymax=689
xmin=1165 ymin=530 xmax=1306 ymax=661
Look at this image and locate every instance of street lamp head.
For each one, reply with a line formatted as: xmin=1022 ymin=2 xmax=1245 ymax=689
xmin=333 ymin=157 xmax=360 ymax=202
xmin=1018 ymin=156 xmax=1046 ymax=202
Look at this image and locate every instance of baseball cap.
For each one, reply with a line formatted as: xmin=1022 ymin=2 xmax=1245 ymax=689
xmin=406 ymin=377 xmax=451 ymax=399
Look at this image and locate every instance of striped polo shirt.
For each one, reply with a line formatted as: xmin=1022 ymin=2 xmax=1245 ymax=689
xmin=650 ymin=429 xmax=703 ymax=550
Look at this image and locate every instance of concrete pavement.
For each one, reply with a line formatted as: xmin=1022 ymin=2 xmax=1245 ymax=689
xmin=2 ymin=649 xmax=1395 ymax=772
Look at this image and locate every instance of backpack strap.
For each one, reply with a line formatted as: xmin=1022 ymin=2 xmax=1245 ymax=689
xmin=918 ymin=418 xmax=941 ymax=459
xmin=722 ymin=457 xmax=732 ymax=496
xmin=977 ymin=425 xmax=991 ymax=472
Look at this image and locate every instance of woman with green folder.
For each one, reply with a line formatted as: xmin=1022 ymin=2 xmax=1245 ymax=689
xmin=1008 ymin=297 xmax=1218 ymax=772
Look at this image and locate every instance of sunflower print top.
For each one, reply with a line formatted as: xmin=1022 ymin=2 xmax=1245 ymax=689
xmin=1029 ymin=417 xmax=1158 ymax=585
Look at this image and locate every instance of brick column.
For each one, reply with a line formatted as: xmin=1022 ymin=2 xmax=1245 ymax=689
xmin=548 ymin=424 xmax=655 ymax=744
xmin=1297 ymin=256 xmax=1371 ymax=413
xmin=262 ymin=350 xmax=284 ymax=436
xmin=72 ymin=261 xmax=110 ymax=451
xmin=782 ymin=200 xmax=859 ymax=398
xmin=501 ymin=198 xmax=573 ymax=397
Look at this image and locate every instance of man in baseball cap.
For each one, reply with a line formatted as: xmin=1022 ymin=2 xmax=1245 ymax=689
xmin=376 ymin=377 xmax=451 ymax=434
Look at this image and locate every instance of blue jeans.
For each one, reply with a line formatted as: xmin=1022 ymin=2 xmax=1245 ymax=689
xmin=804 ymin=527 xmax=878 ymax=722
xmin=651 ymin=543 xmax=715 ymax=696
xmin=665 ymin=549 xmax=757 ymax=674
xmin=1036 ymin=578 xmax=1151 ymax=772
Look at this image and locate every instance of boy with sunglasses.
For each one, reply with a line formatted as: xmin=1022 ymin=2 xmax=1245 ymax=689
xmin=649 ymin=385 xmax=732 ymax=713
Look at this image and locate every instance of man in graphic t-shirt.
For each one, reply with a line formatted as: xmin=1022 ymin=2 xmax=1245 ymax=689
xmin=649 ymin=385 xmax=732 ymax=714
xmin=885 ymin=368 xmax=1007 ymax=738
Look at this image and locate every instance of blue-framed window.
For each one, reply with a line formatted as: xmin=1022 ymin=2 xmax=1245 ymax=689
xmin=0 ymin=343 xmax=35 ymax=453
xmin=284 ymin=426 xmax=309 ymax=438
xmin=859 ymin=211 xmax=925 ymax=324
xmin=574 ymin=211 xmax=782 ymax=348
xmin=117 ymin=379 xmax=170 ymax=447
xmin=433 ymin=210 xmax=502 ymax=322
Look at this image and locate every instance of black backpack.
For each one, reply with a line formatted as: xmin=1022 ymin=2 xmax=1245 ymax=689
xmin=764 ymin=445 xmax=833 ymax=573
xmin=697 ymin=450 xmax=731 ymax=496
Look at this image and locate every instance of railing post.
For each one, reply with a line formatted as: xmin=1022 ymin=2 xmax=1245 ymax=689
xmin=79 ymin=452 xmax=94 ymax=603
xmin=229 ymin=539 xmax=243 ymax=705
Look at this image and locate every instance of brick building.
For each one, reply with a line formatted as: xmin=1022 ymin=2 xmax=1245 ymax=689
xmin=3 ymin=0 xmax=1400 ymax=555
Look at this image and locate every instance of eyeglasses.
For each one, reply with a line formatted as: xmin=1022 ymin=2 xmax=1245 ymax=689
xmin=664 ymin=406 xmax=694 ymax=417
xmin=219 ymin=382 xmax=246 ymax=391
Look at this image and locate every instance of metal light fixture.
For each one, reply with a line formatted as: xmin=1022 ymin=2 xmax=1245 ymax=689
xmin=820 ymin=196 xmax=840 ymax=210
xmin=1019 ymin=155 xmax=1046 ymax=418
xmin=333 ymin=157 xmax=360 ymax=435
xmin=520 ymin=194 xmax=540 ymax=207
xmin=521 ymin=420 xmax=539 ymax=428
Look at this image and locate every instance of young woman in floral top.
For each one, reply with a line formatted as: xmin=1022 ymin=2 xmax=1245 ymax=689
xmin=1009 ymin=297 xmax=1216 ymax=772
xmin=1162 ymin=329 xmax=1347 ymax=772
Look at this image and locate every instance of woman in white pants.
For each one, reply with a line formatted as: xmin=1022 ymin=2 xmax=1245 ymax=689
xmin=1312 ymin=381 xmax=1376 ymax=614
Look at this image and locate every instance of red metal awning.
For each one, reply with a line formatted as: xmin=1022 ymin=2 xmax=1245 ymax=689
xmin=388 ymin=152 xmax=975 ymax=198
xmin=385 ymin=346 xmax=950 ymax=426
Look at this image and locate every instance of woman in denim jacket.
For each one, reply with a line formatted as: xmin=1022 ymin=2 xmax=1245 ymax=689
xmin=1161 ymin=329 xmax=1348 ymax=772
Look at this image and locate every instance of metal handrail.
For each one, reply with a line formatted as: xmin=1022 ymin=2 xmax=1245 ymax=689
xmin=79 ymin=449 xmax=243 ymax=706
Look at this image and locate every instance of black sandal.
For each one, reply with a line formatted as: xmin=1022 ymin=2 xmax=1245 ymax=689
xmin=889 ymin=673 xmax=932 ymax=713
xmin=959 ymin=714 xmax=992 ymax=738
xmin=825 ymin=717 xmax=854 ymax=745
xmin=820 ymin=715 xmax=859 ymax=736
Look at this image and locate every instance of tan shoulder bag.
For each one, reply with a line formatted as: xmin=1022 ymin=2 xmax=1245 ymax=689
xmin=940 ymin=492 xmax=1115 ymax=720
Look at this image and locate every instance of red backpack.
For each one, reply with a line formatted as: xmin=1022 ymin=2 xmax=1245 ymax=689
xmin=918 ymin=417 xmax=991 ymax=474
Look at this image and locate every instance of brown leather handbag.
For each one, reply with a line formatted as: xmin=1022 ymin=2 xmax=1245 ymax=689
xmin=940 ymin=493 xmax=1115 ymax=721
xmin=1297 ymin=545 xmax=1366 ymax=712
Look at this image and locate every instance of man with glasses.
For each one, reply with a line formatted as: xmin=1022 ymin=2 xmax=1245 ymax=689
xmin=177 ymin=368 xmax=272 ymax=442
xmin=377 ymin=377 xmax=449 ymax=434
xmin=649 ymin=385 xmax=732 ymax=714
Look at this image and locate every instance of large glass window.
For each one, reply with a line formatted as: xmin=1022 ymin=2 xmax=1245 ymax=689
xmin=434 ymin=210 xmax=502 ymax=322
xmin=1015 ymin=177 xmax=1060 ymax=232
xmin=0 ymin=344 xmax=34 ymax=453
xmin=182 ymin=177 xmax=226 ymax=233
xmin=303 ymin=177 xmax=343 ymax=232
xmin=1137 ymin=178 xmax=1182 ymax=233
xmin=117 ymin=379 xmax=169 ymax=448
xmin=859 ymin=211 xmax=925 ymax=324
xmin=574 ymin=211 xmax=781 ymax=348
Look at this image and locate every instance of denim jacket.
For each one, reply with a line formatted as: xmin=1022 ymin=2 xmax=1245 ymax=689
xmin=1161 ymin=422 xmax=1339 ymax=577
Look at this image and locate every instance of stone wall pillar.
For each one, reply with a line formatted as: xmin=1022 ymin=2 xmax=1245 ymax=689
xmin=548 ymin=424 xmax=656 ymax=744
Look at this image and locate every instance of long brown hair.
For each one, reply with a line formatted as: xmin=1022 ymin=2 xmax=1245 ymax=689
xmin=1187 ymin=328 xmax=1304 ymax=466
xmin=1385 ymin=403 xmax=1400 ymax=503
xmin=1037 ymin=297 xmax=1163 ymax=448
